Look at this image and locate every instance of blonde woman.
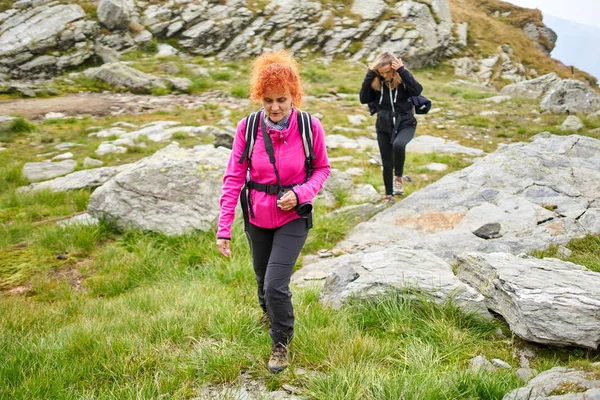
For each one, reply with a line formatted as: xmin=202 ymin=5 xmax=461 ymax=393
xmin=359 ymin=52 xmax=423 ymax=201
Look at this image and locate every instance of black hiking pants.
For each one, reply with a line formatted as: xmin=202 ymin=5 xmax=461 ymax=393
xmin=376 ymin=110 xmax=416 ymax=196
xmin=246 ymin=218 xmax=309 ymax=346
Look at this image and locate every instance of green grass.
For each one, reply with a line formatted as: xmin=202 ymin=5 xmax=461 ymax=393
xmin=2 ymin=54 xmax=600 ymax=399
xmin=0 ymin=117 xmax=37 ymax=142
xmin=531 ymin=235 xmax=600 ymax=273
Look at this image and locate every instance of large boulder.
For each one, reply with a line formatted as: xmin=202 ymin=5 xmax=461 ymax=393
xmin=97 ymin=0 xmax=136 ymax=31
xmin=540 ymin=79 xmax=600 ymax=114
xmin=502 ymin=73 xmax=600 ymax=114
xmin=503 ymin=367 xmax=600 ymax=400
xmin=88 ymin=143 xmax=230 ymax=235
xmin=22 ymin=160 xmax=77 ymax=182
xmin=501 ymin=73 xmax=561 ymax=99
xmin=0 ymin=3 xmax=98 ymax=78
xmin=456 ymin=253 xmax=600 ymax=349
xmin=293 ymin=248 xmax=491 ymax=318
xmin=18 ymin=163 xmax=135 ymax=193
xmin=83 ymin=63 xmax=166 ymax=93
xmin=293 ymin=133 xmax=600 ymax=344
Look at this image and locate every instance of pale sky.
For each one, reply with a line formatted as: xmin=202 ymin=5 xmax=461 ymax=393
xmin=502 ymin=0 xmax=600 ymax=28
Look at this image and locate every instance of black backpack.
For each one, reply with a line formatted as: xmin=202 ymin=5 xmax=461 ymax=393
xmin=237 ymin=110 xmax=316 ymax=230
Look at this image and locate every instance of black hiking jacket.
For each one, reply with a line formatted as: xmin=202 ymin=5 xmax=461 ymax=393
xmin=359 ymin=66 xmax=423 ymax=133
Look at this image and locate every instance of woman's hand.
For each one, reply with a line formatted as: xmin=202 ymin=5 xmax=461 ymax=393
xmin=276 ymin=191 xmax=298 ymax=211
xmin=391 ymin=55 xmax=404 ymax=70
xmin=217 ymin=238 xmax=231 ymax=258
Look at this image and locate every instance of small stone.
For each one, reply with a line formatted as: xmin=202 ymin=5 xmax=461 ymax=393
xmin=318 ymin=250 xmax=333 ymax=258
xmin=282 ymin=384 xmax=301 ymax=395
xmin=558 ymin=245 xmax=572 ymax=258
xmin=515 ymin=367 xmax=537 ymax=381
xmin=472 ymin=222 xmax=502 ymax=239
xmin=347 ymin=114 xmax=367 ymax=126
xmin=52 ymin=152 xmax=74 ymax=160
xmin=45 ymin=112 xmax=66 ymax=120
xmin=83 ymin=157 xmax=104 ymax=168
xmin=491 ymin=359 xmax=512 ymax=369
xmin=470 ymin=355 xmax=496 ymax=373
xmin=294 ymin=367 xmax=307 ymax=376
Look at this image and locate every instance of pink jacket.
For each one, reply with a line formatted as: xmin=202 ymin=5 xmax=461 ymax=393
xmin=217 ymin=109 xmax=330 ymax=238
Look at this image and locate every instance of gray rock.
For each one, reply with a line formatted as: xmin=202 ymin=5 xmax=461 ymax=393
xmin=296 ymin=247 xmax=491 ymax=318
xmin=515 ymin=367 xmax=538 ymax=382
xmin=541 ymin=79 xmax=600 ymax=114
xmin=52 ymin=152 xmax=73 ymax=160
xmin=88 ymin=143 xmax=230 ymax=235
xmin=347 ymin=114 xmax=368 ymax=126
xmin=470 ymin=355 xmax=496 ymax=373
xmin=293 ymin=134 xmax=600 ymax=335
xmin=453 ymin=57 xmax=477 ymax=77
xmin=164 ymin=77 xmax=192 ymax=92
xmin=95 ymin=44 xmax=121 ymax=63
xmin=22 ymin=160 xmax=77 ymax=182
xmin=501 ymin=73 xmax=562 ymax=99
xmin=349 ymin=184 xmax=380 ymax=204
xmin=325 ymin=134 xmax=378 ymax=151
xmin=351 ymin=0 xmax=386 ymax=20
xmin=322 ymin=169 xmax=353 ymax=194
xmin=133 ymin=30 xmax=152 ymax=46
xmin=558 ymin=245 xmax=572 ymax=258
xmin=561 ymin=116 xmax=584 ymax=132
xmin=18 ymin=163 xmax=133 ymax=193
xmin=57 ymin=213 xmax=99 ymax=228
xmin=484 ymin=95 xmax=512 ymax=104
xmin=156 ymin=43 xmax=178 ymax=58
xmin=473 ymin=223 xmax=502 ymax=239
xmin=0 ymin=3 xmax=97 ymax=77
xmin=214 ymin=128 xmax=235 ymax=149
xmin=327 ymin=203 xmax=386 ymax=223
xmin=83 ymin=157 xmax=104 ymax=168
xmin=423 ymin=162 xmax=448 ymax=172
xmin=95 ymin=143 xmax=127 ymax=155
xmin=456 ymin=253 xmax=600 ymax=349
xmin=407 ymin=135 xmax=484 ymax=156
xmin=491 ymin=359 xmax=512 ymax=369
xmin=0 ymin=116 xmax=17 ymax=133
xmin=83 ymin=63 xmax=166 ymax=93
xmin=503 ymin=367 xmax=600 ymax=400
xmin=97 ymin=0 xmax=135 ymax=30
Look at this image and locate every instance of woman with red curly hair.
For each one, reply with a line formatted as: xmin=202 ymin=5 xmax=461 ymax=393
xmin=216 ymin=50 xmax=330 ymax=373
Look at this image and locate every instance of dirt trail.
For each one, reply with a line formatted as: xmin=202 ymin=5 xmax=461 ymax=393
xmin=0 ymin=91 xmax=247 ymax=120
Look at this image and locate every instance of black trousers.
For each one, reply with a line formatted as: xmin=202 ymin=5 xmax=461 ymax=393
xmin=376 ymin=111 xmax=416 ymax=196
xmin=246 ymin=218 xmax=309 ymax=346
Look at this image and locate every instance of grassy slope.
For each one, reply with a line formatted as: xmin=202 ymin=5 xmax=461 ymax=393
xmin=1 ymin=53 xmax=600 ymax=398
xmin=2 ymin=1 xmax=600 ymax=398
xmin=449 ymin=0 xmax=598 ymax=87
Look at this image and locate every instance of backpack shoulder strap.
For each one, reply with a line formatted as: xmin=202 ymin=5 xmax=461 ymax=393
xmin=297 ymin=110 xmax=316 ymax=160
xmin=297 ymin=110 xmax=316 ymax=181
xmin=238 ymin=111 xmax=261 ymax=164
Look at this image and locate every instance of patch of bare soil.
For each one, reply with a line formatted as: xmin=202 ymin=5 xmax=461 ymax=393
xmin=0 ymin=91 xmax=249 ymax=120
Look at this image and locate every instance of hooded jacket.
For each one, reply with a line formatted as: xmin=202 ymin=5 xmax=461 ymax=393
xmin=217 ymin=108 xmax=331 ymax=239
xmin=360 ymin=66 xmax=423 ymax=132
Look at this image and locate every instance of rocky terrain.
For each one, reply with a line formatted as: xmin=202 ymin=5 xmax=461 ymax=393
xmin=1 ymin=0 xmax=600 ymax=399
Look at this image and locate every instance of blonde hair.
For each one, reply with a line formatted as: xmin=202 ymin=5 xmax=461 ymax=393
xmin=249 ymin=50 xmax=304 ymax=107
xmin=369 ymin=52 xmax=402 ymax=91
xmin=369 ymin=52 xmax=395 ymax=72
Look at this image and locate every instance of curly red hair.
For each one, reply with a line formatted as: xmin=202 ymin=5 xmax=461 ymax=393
xmin=250 ymin=50 xmax=304 ymax=107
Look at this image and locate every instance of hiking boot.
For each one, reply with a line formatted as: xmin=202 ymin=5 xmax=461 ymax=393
xmin=383 ymin=195 xmax=395 ymax=205
xmin=268 ymin=343 xmax=289 ymax=374
xmin=393 ymin=176 xmax=404 ymax=195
